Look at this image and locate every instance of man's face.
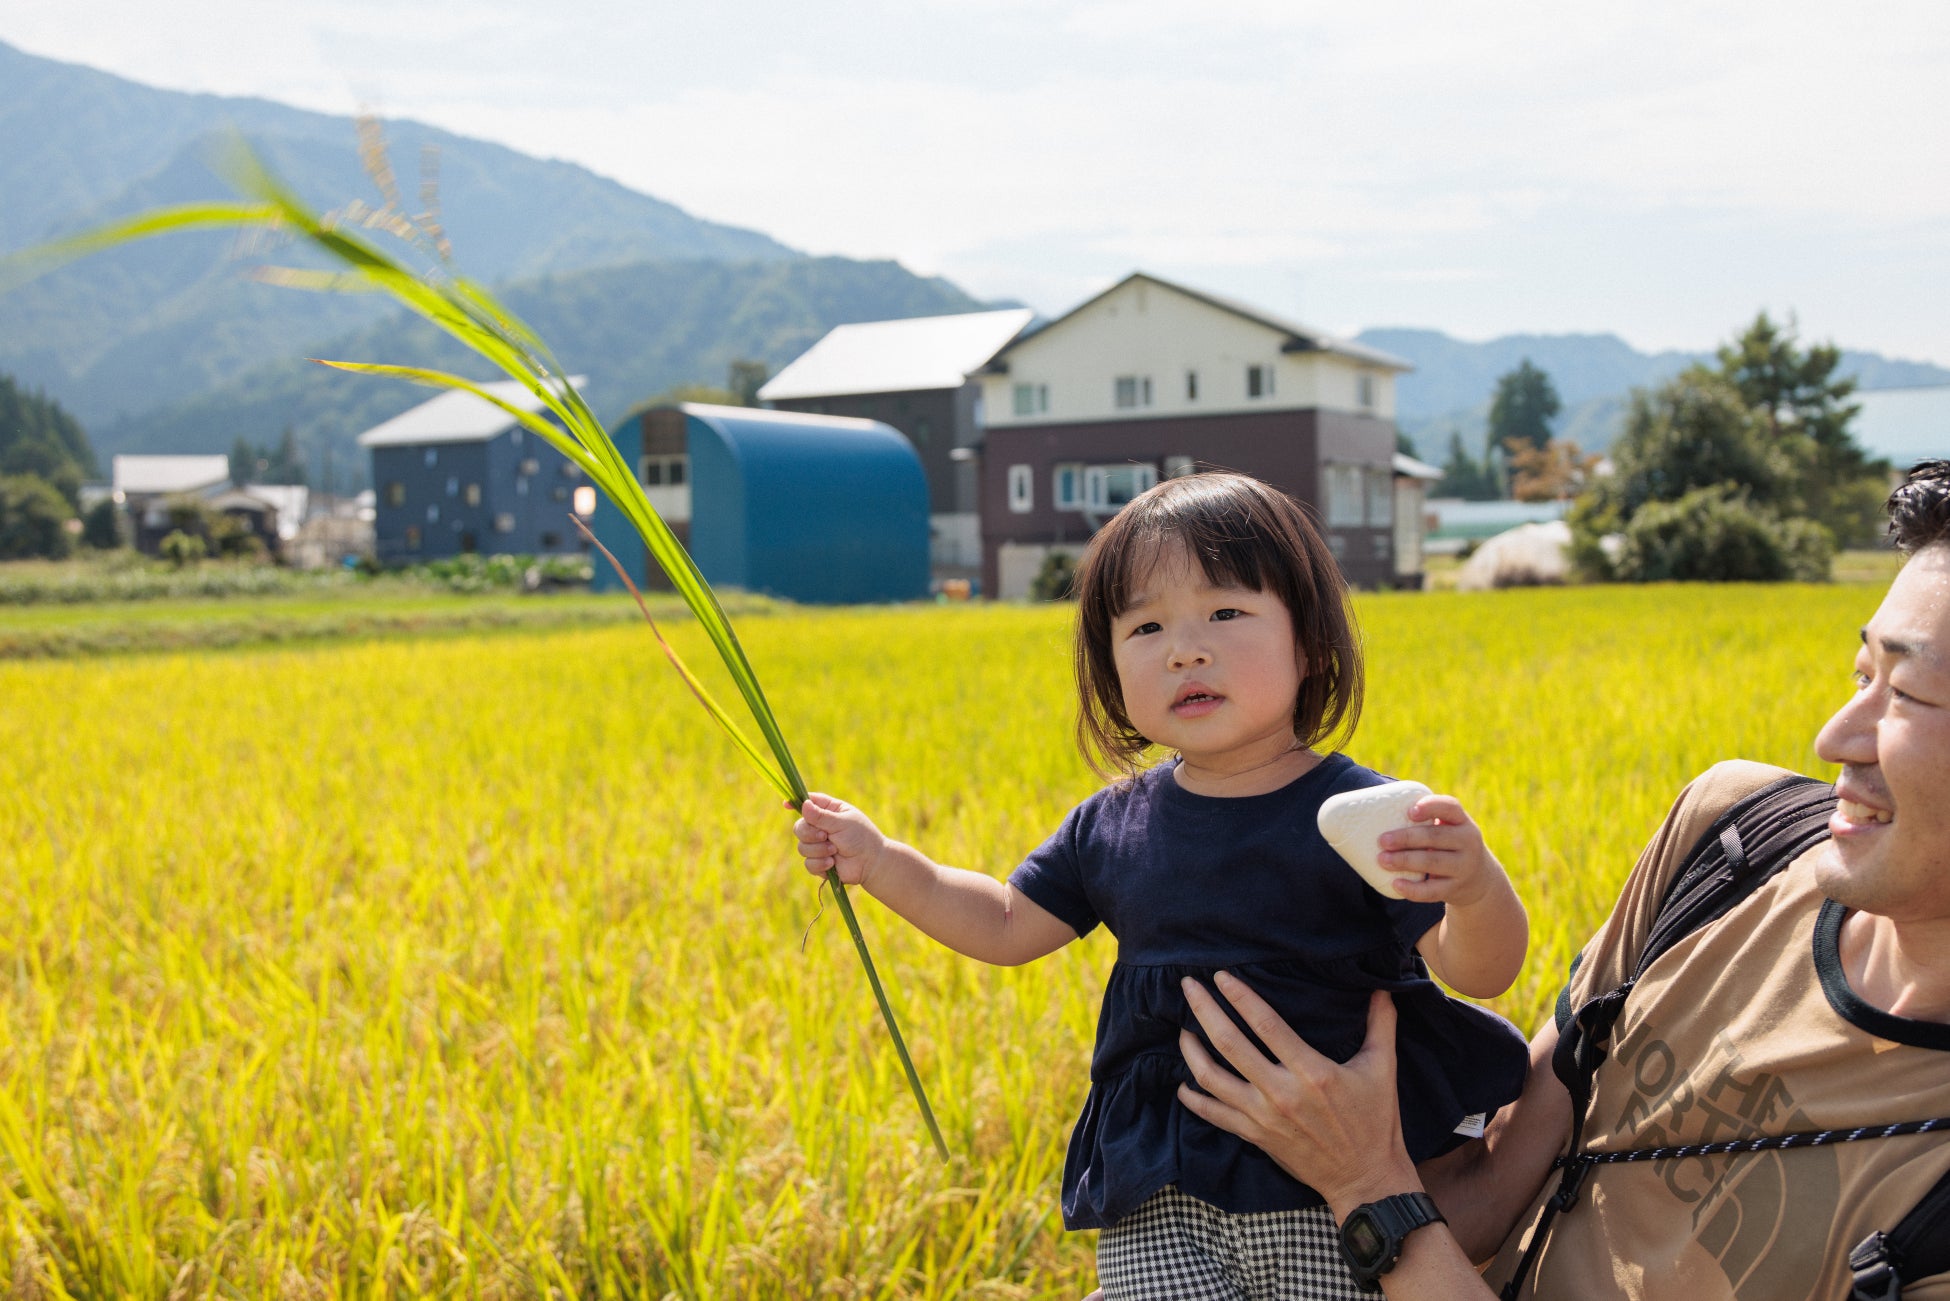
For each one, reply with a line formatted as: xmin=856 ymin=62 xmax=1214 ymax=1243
xmin=1814 ymin=545 xmax=1950 ymax=921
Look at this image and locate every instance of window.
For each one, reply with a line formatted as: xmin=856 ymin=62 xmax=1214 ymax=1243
xmin=459 ymin=531 xmax=478 ymax=554
xmin=1247 ymin=364 xmax=1275 ymax=399
xmin=1357 ymin=373 xmax=1376 ymax=410
xmin=511 ymin=429 xmax=523 ymax=448
xmin=426 ymin=503 xmax=440 ymax=524
xmin=516 ymin=478 xmax=528 ymax=497
xmin=384 ymin=481 xmax=405 ymax=508
xmin=404 ymin=525 xmax=422 ymax=551
xmin=520 ymin=458 xmax=540 ymax=477
xmin=1114 ymin=376 xmax=1154 ymax=409
xmin=1008 ymin=464 xmax=1034 ymax=513
xmin=560 ymin=462 xmax=581 ymax=479
xmin=1365 ymin=468 xmax=1393 ymax=526
xmin=1164 ymin=455 xmax=1196 ymax=479
xmin=1186 ymin=371 xmax=1199 ymax=401
xmin=913 ymin=418 xmax=931 ymax=446
xmin=640 ymin=454 xmax=689 ymax=486
xmin=493 ymin=513 xmax=517 ymax=534
xmin=551 ymin=485 xmax=568 ymax=502
xmin=423 ymin=448 xmax=438 ymax=468
xmin=573 ymin=486 xmax=597 ymax=517
xmin=1013 ymin=384 xmax=1036 ymax=416
xmin=446 ymin=475 xmax=459 ymax=497
xmin=1085 ymin=462 xmax=1158 ymax=511
xmin=1324 ymin=463 xmax=1364 ymax=527
xmin=464 ymin=483 xmax=481 ymax=506
xmin=1053 ymin=462 xmax=1085 ymax=510
xmin=541 ymin=532 xmax=561 ymax=549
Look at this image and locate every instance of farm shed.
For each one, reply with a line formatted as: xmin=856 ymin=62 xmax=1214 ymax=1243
xmin=589 ymin=403 xmax=929 ymax=605
xmin=357 ymin=378 xmax=591 ymax=565
xmin=759 ymin=308 xmax=1034 ymax=583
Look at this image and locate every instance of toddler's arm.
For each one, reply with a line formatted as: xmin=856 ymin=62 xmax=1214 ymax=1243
xmin=791 ymin=793 xmax=1078 ymax=967
xmin=1377 ymin=795 xmax=1528 ymax=998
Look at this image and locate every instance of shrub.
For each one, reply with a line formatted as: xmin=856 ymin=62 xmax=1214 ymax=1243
xmin=0 ymin=474 xmax=75 ymax=560
xmin=81 ymin=498 xmax=126 ymax=549
xmin=1614 ymin=485 xmax=1832 ymax=583
xmin=1029 ymin=549 xmax=1078 ymax=601
xmin=159 ymin=530 xmax=208 ymax=567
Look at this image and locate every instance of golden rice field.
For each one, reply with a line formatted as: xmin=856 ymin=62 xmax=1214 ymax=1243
xmin=0 ymin=581 xmax=1887 ymax=1298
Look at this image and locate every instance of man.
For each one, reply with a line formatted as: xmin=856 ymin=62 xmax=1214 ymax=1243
xmin=1173 ymin=461 xmax=1950 ymax=1299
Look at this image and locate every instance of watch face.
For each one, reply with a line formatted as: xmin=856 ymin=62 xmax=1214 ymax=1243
xmin=1344 ymin=1215 xmax=1385 ymax=1265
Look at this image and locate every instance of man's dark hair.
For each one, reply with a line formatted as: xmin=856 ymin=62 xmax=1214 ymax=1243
xmin=1888 ymin=460 xmax=1950 ymax=554
xmin=1070 ymin=470 xmax=1363 ymax=777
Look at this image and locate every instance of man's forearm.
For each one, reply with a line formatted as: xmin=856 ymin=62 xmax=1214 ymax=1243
xmin=1420 ymin=1023 xmax=1569 ymax=1263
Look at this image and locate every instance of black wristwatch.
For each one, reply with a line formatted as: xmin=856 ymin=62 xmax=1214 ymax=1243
xmin=1339 ymin=1192 xmax=1447 ymax=1293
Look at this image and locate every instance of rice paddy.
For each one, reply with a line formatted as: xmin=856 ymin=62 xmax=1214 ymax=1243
xmin=0 ymin=581 xmax=1884 ymax=1297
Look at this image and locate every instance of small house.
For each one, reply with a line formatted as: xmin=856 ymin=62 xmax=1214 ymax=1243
xmin=589 ymin=403 xmax=928 ymax=605
xmin=758 ymin=308 xmax=1033 ymax=584
xmin=110 ymin=454 xmax=300 ymax=557
xmin=357 ymin=379 xmax=592 ymax=565
xmin=974 ymin=273 xmax=1415 ymax=596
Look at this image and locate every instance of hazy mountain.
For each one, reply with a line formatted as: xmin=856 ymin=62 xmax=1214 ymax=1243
xmin=0 ymin=39 xmax=795 ymax=429
xmin=1363 ymin=326 xmax=1950 ymax=457
xmin=95 ymin=256 xmax=987 ymax=488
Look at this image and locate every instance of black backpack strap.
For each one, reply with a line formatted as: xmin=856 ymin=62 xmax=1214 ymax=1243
xmin=1849 ymin=1165 xmax=1950 ymax=1300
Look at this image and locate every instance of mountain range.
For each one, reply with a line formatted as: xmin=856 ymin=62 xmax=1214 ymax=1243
xmin=4 ymin=38 xmax=1945 ymax=484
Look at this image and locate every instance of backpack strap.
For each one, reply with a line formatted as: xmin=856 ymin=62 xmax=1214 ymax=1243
xmin=1501 ymin=773 xmax=1836 ymax=1301
xmin=1849 ymin=1165 xmax=1950 ymax=1300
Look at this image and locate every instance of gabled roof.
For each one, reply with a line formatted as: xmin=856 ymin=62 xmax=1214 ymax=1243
xmin=112 ymin=454 xmax=230 ymax=494
xmin=356 ymin=377 xmax=588 ymax=448
xmin=757 ymin=308 xmax=1035 ymax=401
xmin=991 ymin=272 xmax=1412 ymax=372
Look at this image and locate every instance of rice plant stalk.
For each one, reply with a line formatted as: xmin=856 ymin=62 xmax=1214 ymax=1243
xmin=3 ymin=141 xmax=948 ymax=1159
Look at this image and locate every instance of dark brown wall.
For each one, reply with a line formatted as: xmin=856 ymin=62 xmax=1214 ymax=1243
xmin=979 ymin=408 xmax=1396 ymax=593
xmin=770 ymin=386 xmax=969 ymax=514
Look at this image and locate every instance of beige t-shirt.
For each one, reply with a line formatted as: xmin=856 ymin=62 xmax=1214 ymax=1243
xmin=1487 ymin=761 xmax=1950 ymax=1301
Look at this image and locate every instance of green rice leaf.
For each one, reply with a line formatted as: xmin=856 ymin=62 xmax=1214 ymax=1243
xmin=3 ymin=142 xmax=949 ymax=1159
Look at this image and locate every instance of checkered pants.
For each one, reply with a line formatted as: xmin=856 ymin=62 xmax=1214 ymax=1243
xmin=1097 ymin=1184 xmax=1365 ymax=1301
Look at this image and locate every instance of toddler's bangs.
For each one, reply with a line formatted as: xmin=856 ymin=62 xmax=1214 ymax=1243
xmin=1089 ymin=480 xmax=1278 ymax=621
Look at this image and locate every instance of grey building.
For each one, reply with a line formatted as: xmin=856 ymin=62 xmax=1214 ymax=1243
xmin=757 ymin=308 xmax=1033 ymax=585
xmin=357 ymin=378 xmax=593 ymax=565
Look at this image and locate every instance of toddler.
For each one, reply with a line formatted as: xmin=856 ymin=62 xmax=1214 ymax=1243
xmin=792 ymin=472 xmax=1529 ymax=1300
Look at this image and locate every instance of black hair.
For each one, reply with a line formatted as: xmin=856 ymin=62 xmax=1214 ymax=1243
xmin=1070 ymin=471 xmax=1363 ymax=777
xmin=1889 ymin=460 xmax=1950 ymax=555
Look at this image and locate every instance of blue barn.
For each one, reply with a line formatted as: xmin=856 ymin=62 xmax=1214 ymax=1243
xmin=590 ymin=403 xmax=928 ymax=604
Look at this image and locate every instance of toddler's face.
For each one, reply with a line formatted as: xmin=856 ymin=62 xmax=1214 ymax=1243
xmin=1108 ymin=545 xmax=1305 ymax=767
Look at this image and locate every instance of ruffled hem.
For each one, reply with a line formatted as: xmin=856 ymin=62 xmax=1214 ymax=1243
xmin=1059 ymin=960 xmax=1529 ymax=1231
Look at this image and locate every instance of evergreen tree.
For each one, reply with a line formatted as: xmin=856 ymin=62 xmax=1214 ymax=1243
xmin=0 ymin=374 xmax=96 ymax=508
xmin=1436 ymin=431 xmax=1499 ymax=501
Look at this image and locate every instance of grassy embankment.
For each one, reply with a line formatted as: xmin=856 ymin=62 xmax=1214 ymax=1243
xmin=0 ymin=580 xmax=1885 ymax=1295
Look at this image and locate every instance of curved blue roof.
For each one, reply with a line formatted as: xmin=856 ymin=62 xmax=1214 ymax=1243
xmin=591 ymin=404 xmax=929 ymax=605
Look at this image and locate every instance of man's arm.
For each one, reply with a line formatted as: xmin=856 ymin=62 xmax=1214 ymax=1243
xmin=1176 ymin=974 xmax=1571 ymax=1291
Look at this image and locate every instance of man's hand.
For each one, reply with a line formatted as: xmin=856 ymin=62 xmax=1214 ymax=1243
xmin=791 ymin=793 xmax=888 ymax=887
xmin=1175 ymin=975 xmax=1421 ymax=1220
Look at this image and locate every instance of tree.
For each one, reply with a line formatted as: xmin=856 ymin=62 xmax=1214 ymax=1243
xmin=0 ymin=374 xmax=96 ymax=508
xmin=0 ymin=474 xmax=75 ymax=560
xmin=81 ymin=498 xmax=125 ymax=549
xmin=1715 ymin=312 xmax=1886 ymax=545
xmin=1395 ymin=429 xmax=1420 ymax=459
xmin=229 ymin=436 xmax=263 ymax=488
xmin=1506 ymin=438 xmax=1601 ymax=503
xmin=1435 ymin=431 xmax=1499 ymax=501
xmin=1488 ymin=358 xmax=1561 ymax=469
xmin=727 ymin=359 xmax=769 ymax=407
xmin=1569 ymin=366 xmax=1829 ymax=582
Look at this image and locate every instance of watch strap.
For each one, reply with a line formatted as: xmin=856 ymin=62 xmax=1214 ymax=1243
xmin=1340 ymin=1192 xmax=1447 ymax=1292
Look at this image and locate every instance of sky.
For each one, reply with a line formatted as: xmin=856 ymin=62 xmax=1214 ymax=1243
xmin=7 ymin=0 xmax=1950 ymax=363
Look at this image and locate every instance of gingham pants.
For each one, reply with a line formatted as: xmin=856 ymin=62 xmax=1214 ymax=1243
xmin=1097 ymin=1184 xmax=1366 ymax=1301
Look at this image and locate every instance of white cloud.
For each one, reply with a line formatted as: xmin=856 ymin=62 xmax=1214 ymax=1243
xmin=5 ymin=0 xmax=1949 ymax=357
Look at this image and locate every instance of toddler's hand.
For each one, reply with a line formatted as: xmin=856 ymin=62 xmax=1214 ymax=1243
xmin=1374 ymin=795 xmax=1507 ymax=909
xmin=790 ymin=793 xmax=888 ymax=887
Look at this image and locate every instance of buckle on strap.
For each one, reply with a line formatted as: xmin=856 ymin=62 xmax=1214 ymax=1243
xmin=1849 ymin=1232 xmax=1903 ymax=1301
xmin=1549 ymin=1157 xmax=1590 ymax=1213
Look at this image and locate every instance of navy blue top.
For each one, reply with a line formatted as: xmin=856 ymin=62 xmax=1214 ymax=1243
xmin=1008 ymin=753 xmax=1529 ymax=1230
